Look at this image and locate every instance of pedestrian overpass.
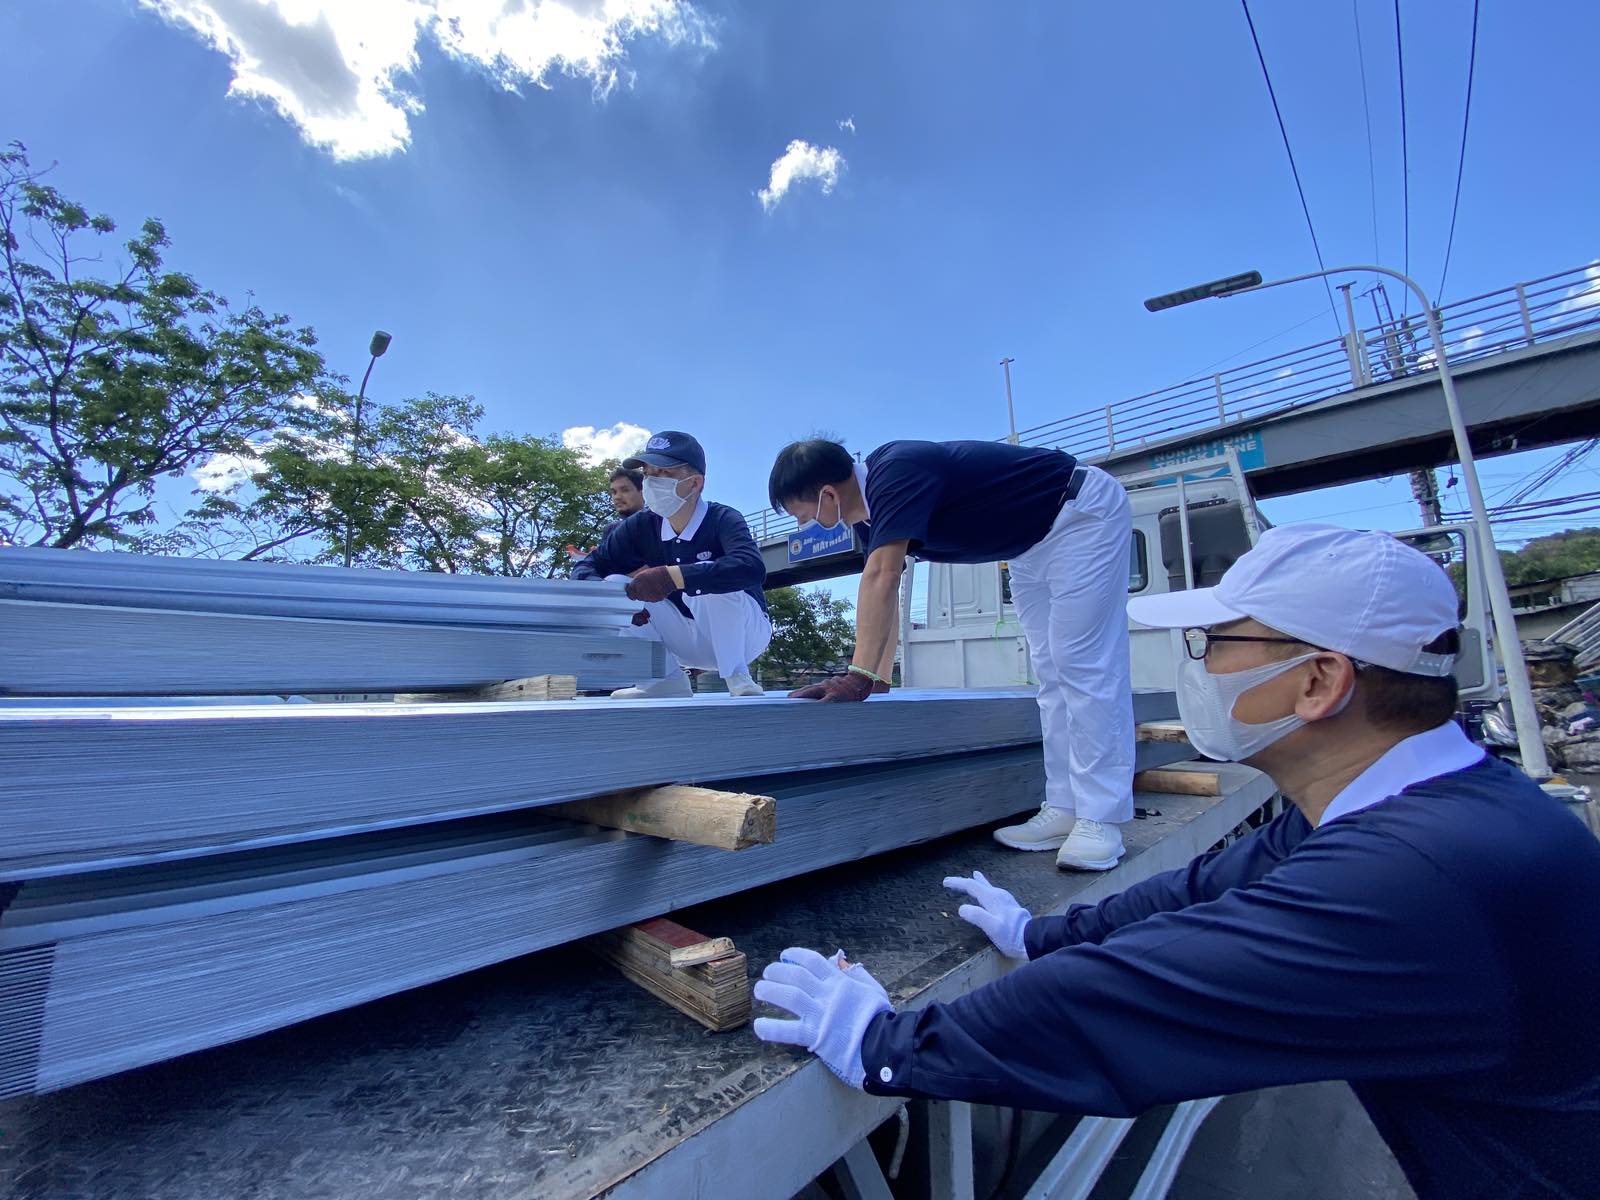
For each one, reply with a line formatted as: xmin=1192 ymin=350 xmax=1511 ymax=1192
xmin=752 ymin=262 xmax=1600 ymax=588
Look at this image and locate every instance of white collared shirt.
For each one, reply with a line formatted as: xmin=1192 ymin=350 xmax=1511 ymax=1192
xmin=660 ymin=498 xmax=709 ymax=542
xmin=1317 ymin=720 xmax=1486 ymax=827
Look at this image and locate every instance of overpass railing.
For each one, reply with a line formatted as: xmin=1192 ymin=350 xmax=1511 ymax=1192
xmin=743 ymin=262 xmax=1600 ymax=544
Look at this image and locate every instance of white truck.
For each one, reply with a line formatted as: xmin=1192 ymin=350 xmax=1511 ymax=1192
xmin=900 ymin=452 xmax=1499 ymax=703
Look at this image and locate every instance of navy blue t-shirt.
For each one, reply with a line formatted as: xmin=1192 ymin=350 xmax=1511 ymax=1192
xmin=854 ymin=440 xmax=1079 ymax=563
xmin=860 ymin=756 xmax=1600 ymax=1199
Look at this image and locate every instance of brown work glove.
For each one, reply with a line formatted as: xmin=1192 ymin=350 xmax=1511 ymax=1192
xmin=630 ymin=609 xmax=651 ymax=626
xmin=625 ymin=565 xmax=677 ymax=603
xmin=788 ymin=671 xmax=875 ymax=703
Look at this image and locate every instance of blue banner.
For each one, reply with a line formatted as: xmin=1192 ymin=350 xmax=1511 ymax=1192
xmin=787 ymin=523 xmax=856 ymax=564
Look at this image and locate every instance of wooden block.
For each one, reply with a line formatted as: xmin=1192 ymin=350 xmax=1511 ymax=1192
xmin=1136 ymin=721 xmax=1190 ymax=744
xmin=394 ymin=674 xmax=578 ymax=704
xmin=588 ymin=918 xmax=751 ymax=1032
xmin=1134 ymin=766 xmax=1222 ymax=796
xmin=670 ymin=936 xmax=736 ymax=968
xmin=469 ymin=674 xmax=578 ymax=702
xmin=547 ymin=785 xmax=776 ymax=851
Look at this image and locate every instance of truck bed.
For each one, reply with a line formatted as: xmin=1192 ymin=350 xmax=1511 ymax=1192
xmin=0 ymin=765 xmax=1276 ymax=1200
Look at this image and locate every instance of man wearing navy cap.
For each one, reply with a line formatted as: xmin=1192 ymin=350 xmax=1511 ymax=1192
xmin=768 ymin=438 xmax=1136 ymax=870
xmin=574 ymin=432 xmax=771 ymax=699
xmin=752 ymin=525 xmax=1600 ymax=1200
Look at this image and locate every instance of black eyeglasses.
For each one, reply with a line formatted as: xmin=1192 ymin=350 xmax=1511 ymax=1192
xmin=1182 ymin=628 xmax=1306 ymax=661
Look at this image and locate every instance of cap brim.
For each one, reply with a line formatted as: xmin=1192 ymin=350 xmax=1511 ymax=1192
xmin=1126 ymin=586 xmax=1246 ymax=630
xmin=622 ymin=452 xmax=688 ymax=470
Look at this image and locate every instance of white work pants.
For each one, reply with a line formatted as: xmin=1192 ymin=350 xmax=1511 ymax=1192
xmin=1006 ymin=466 xmax=1135 ymax=824
xmin=624 ymin=590 xmax=773 ymax=679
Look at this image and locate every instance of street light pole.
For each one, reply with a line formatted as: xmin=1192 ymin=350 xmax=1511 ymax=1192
xmin=343 ymin=330 xmax=392 ymax=570
xmin=1145 ymin=265 xmax=1551 ymax=779
xmin=999 ymin=357 xmax=1018 ymax=444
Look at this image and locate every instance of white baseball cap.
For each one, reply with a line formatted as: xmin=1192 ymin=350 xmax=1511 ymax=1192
xmin=1126 ymin=523 xmax=1460 ymax=676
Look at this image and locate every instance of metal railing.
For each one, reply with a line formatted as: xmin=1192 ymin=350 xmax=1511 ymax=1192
xmin=743 ymin=262 xmax=1600 ymax=544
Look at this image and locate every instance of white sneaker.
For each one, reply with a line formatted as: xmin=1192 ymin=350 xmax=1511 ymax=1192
xmin=610 ymin=670 xmax=693 ymax=699
xmin=1056 ymin=819 xmax=1125 ymax=872
xmin=725 ymin=671 xmax=764 ymax=698
xmin=992 ymin=805 xmax=1077 ymax=851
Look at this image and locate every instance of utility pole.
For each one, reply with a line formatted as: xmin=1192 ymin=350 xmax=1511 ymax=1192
xmin=1338 ymin=283 xmax=1369 ymax=387
xmin=343 ymin=330 xmax=393 ymax=569
xmin=999 ymin=357 xmax=1018 ymax=444
xmin=1410 ymin=467 xmax=1443 ymax=526
xmin=1146 ymin=264 xmax=1551 ymax=779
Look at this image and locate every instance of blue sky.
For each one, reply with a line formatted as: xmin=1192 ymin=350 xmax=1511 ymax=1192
xmin=4 ymin=0 xmax=1597 ymax=561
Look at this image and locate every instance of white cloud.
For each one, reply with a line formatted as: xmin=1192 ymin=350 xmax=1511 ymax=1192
xmin=140 ymin=0 xmax=716 ymax=160
xmin=837 ymin=116 xmax=855 ymax=134
xmin=192 ymin=448 xmax=268 ymax=492
xmin=561 ymin=421 xmax=651 ymax=465
xmin=1555 ymin=260 xmax=1600 ymax=317
xmin=1273 ymin=367 xmax=1293 ymax=379
xmin=758 ymin=139 xmax=844 ymax=212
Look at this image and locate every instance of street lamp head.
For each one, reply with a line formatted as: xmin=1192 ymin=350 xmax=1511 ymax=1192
xmin=369 ymin=330 xmax=392 ymax=358
xmin=1143 ymin=271 xmax=1264 ymax=312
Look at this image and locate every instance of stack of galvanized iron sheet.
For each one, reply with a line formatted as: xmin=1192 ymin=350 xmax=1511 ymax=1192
xmin=0 ymin=548 xmax=1187 ymax=1098
xmin=0 ymin=547 xmax=659 ymax=696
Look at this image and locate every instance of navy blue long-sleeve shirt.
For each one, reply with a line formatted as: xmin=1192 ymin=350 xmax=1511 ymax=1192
xmin=860 ymin=755 xmax=1600 ymax=1199
xmin=571 ymin=500 xmax=767 ymax=613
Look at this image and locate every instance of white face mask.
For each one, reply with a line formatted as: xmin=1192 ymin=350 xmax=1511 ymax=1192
xmin=642 ymin=475 xmax=691 ymax=519
xmin=798 ymin=487 xmax=843 ymax=536
xmin=1176 ymin=651 xmax=1330 ymax=763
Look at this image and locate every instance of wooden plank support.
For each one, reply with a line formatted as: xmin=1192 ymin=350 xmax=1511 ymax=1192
xmin=1136 ymin=721 xmax=1190 ymax=744
xmin=394 ymin=674 xmax=578 ymax=704
xmin=588 ymin=918 xmax=751 ymax=1033
xmin=546 ymin=785 xmax=776 ymax=851
xmin=1134 ymin=766 xmax=1222 ymax=797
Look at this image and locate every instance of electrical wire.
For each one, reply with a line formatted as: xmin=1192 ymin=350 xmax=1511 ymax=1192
xmin=1188 ymin=307 xmax=1333 ymax=377
xmin=1469 ymin=506 xmax=1600 ymax=526
xmin=1394 ymin=0 xmax=1410 ymax=314
xmin=1494 ymin=440 xmax=1598 ymax=510
xmin=1352 ymin=0 xmax=1382 ymax=264
xmin=1444 ymin=491 xmax=1600 ymax=521
xmin=1437 ymin=0 xmax=1481 ymax=300
xmin=1240 ymin=0 xmax=1343 ymax=337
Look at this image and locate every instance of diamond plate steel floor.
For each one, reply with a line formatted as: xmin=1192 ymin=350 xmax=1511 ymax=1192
xmin=0 ymin=776 xmax=1273 ymax=1200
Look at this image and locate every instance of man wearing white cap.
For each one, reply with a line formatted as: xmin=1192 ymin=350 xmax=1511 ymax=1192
xmin=752 ymin=524 xmax=1600 ymax=1199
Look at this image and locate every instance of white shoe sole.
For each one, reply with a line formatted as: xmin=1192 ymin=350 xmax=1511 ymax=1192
xmin=992 ymin=830 xmax=1072 ymax=851
xmin=609 ymin=684 xmax=692 ymax=700
xmin=1056 ymin=849 xmax=1126 ymax=871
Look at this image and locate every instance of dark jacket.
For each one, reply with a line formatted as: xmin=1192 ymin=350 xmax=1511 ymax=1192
xmin=862 ymin=757 xmax=1600 ymax=1200
xmin=572 ymin=501 xmax=767 ymax=613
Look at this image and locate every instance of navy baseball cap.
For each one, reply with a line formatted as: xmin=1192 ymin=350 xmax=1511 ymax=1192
xmin=625 ymin=430 xmax=706 ymax=474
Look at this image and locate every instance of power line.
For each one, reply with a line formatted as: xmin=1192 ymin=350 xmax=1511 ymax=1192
xmin=1496 ymin=440 xmax=1598 ymax=510
xmin=1188 ymin=307 xmax=1333 ymax=377
xmin=1446 ymin=490 xmax=1600 ymax=520
xmin=1436 ymin=0 xmax=1481 ymax=300
xmin=1351 ymin=0 xmax=1382 ymax=264
xmin=1240 ymin=0 xmax=1343 ymax=336
xmin=1394 ymin=0 xmax=1410 ymax=314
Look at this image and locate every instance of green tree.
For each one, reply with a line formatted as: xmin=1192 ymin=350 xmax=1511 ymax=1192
xmin=757 ymin=586 xmax=856 ymax=684
xmin=187 ymin=391 xmax=613 ymax=575
xmin=0 ymin=143 xmax=325 ymax=548
xmin=1499 ymin=528 xmax=1600 ymax=585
